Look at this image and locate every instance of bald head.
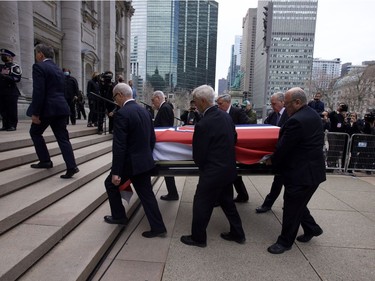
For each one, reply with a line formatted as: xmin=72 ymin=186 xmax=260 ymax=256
xmin=284 ymin=87 xmax=307 ymax=116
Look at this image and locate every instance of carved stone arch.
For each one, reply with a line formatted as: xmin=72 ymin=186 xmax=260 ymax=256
xmin=82 ymin=49 xmax=100 ymax=95
xmin=115 ymin=52 xmax=124 ymax=80
xmin=81 ymin=49 xmax=100 ymax=66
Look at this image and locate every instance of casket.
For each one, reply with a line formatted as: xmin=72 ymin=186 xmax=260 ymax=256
xmin=152 ymin=125 xmax=279 ymax=176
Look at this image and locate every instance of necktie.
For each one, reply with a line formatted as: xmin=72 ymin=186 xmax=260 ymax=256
xmin=276 ymin=113 xmax=281 ymax=126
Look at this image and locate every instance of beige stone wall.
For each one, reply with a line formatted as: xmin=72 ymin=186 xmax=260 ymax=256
xmin=0 ymin=0 xmax=133 ymax=118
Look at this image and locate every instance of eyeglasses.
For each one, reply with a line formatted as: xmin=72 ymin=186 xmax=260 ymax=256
xmin=112 ymin=92 xmax=120 ymax=100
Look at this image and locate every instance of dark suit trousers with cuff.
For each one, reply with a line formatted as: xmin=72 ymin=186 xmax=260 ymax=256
xmin=192 ymin=181 xmax=245 ymax=243
xmin=262 ymin=174 xmax=283 ymax=207
xmin=105 ymin=171 xmax=166 ymax=232
xmin=165 ymin=176 xmax=178 ymax=196
xmin=277 ymin=183 xmax=321 ymax=247
xmin=30 ymin=116 xmax=76 ymax=169
xmin=233 ymin=176 xmax=249 ymax=199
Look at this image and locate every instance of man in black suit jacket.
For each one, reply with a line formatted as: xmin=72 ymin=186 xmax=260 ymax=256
xmin=216 ymin=94 xmax=250 ymax=203
xmin=104 ymin=83 xmax=167 ymax=238
xmin=266 ymin=87 xmax=325 ymax=254
xmin=256 ymin=92 xmax=289 ymax=213
xmin=27 ymin=44 xmax=79 ymax=179
xmin=151 ymin=90 xmax=179 ymax=201
xmin=181 ymin=85 xmax=245 ymax=248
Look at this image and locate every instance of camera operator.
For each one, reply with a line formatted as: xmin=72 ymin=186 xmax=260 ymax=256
xmin=98 ymin=71 xmax=115 ymax=134
xmin=180 ymin=100 xmax=201 ymax=125
xmin=346 ymin=111 xmax=363 ymax=136
xmin=0 ymin=48 xmax=22 ymax=131
xmin=328 ymin=103 xmax=350 ymax=133
xmin=363 ymin=112 xmax=375 ymax=135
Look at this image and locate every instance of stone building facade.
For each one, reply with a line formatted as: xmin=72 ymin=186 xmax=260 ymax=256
xmin=0 ymin=0 xmax=133 ymax=117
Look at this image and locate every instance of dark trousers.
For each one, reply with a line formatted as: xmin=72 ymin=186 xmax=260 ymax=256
xmin=233 ymin=176 xmax=248 ymax=199
xmin=87 ymin=99 xmax=97 ymax=124
xmin=29 ymin=116 xmax=77 ymax=170
xmin=76 ymin=103 xmax=86 ymax=119
xmin=276 ymin=183 xmax=321 ymax=247
xmin=66 ymin=99 xmax=76 ymax=125
xmin=262 ymin=174 xmax=283 ymax=207
xmin=192 ymin=180 xmax=245 ymax=243
xmin=105 ymin=171 xmax=166 ymax=232
xmin=0 ymin=94 xmax=18 ymax=129
xmin=96 ymin=101 xmax=106 ymax=132
xmin=165 ymin=176 xmax=178 ymax=196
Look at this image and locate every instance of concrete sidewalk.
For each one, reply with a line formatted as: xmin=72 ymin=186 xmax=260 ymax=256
xmin=98 ymin=173 xmax=375 ymax=281
xmin=5 ymin=120 xmax=374 ymax=280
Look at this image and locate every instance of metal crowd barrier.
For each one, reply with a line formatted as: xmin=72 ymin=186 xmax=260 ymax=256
xmin=325 ymin=132 xmax=350 ymax=172
xmin=325 ymin=132 xmax=375 ymax=173
xmin=346 ymin=133 xmax=375 ymax=172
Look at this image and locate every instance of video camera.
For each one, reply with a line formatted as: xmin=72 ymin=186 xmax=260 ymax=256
xmin=100 ymin=71 xmax=113 ymax=83
xmin=364 ymin=112 xmax=375 ymax=123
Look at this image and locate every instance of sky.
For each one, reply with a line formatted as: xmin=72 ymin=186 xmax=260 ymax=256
xmin=215 ymin=0 xmax=375 ymax=86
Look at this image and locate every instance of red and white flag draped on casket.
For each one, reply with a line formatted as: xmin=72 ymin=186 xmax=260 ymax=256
xmin=119 ymin=179 xmax=133 ymax=203
xmin=153 ymin=125 xmax=279 ymax=165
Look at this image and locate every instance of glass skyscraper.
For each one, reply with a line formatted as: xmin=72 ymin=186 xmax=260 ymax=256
xmin=130 ymin=0 xmax=218 ymax=101
xmin=252 ymin=0 xmax=318 ymax=115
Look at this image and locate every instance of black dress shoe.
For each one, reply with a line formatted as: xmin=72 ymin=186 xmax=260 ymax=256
xmin=180 ymin=235 xmax=207 ymax=248
xmin=267 ymin=243 xmax=291 ymax=254
xmin=160 ymin=194 xmax=179 ymax=201
xmin=255 ymin=205 xmax=271 ymax=213
xmin=104 ymin=215 xmax=128 ymax=225
xmin=220 ymin=232 xmax=246 ymax=244
xmin=6 ymin=127 xmax=16 ymax=131
xmin=142 ymin=230 xmax=167 ymax=238
xmin=296 ymin=228 xmax=323 ymax=243
xmin=233 ymin=196 xmax=249 ymax=203
xmin=60 ymin=167 xmax=79 ymax=179
xmin=30 ymin=161 xmax=53 ymax=169
xmin=0 ymin=127 xmax=7 ymax=131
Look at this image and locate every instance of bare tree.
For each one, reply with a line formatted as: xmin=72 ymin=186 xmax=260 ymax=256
xmin=340 ymin=65 xmax=375 ymax=116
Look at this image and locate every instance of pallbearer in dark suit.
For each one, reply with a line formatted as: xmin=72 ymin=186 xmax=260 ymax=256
xmin=266 ymin=87 xmax=325 ymax=254
xmin=216 ymin=94 xmax=250 ymax=203
xmin=27 ymin=44 xmax=79 ymax=179
xmin=104 ymin=83 xmax=166 ymax=238
xmin=151 ymin=90 xmax=179 ymax=201
xmin=180 ymin=85 xmax=245 ymax=248
xmin=256 ymin=92 xmax=289 ymax=213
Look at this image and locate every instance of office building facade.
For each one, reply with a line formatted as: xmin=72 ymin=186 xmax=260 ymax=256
xmin=252 ymin=0 xmax=318 ymax=116
xmin=240 ymin=8 xmax=257 ymax=101
xmin=311 ymin=58 xmax=341 ymax=92
xmin=130 ymin=0 xmax=218 ymax=101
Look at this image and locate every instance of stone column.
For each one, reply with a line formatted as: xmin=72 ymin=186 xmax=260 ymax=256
xmin=0 ymin=1 xmax=20 ymax=56
xmin=101 ymin=0 xmax=116 ymax=72
xmin=124 ymin=3 xmax=134 ymax=81
xmin=61 ymin=0 xmax=82 ymax=88
xmin=18 ymin=0 xmax=34 ymax=98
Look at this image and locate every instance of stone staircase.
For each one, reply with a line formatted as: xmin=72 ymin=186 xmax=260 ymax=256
xmin=0 ymin=121 xmax=145 ymax=281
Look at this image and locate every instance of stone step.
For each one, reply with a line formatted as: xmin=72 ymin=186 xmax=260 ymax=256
xmin=0 ymin=123 xmax=98 ymax=152
xmin=18 ymin=177 xmax=164 ymax=281
xmin=0 ymin=153 xmax=112 ymax=235
xmin=0 ymin=140 xmax=113 ymax=197
xmin=18 ymin=202 xmax=139 ymax=281
xmin=0 ymin=133 xmax=112 ymax=171
xmin=0 ymin=171 xmax=141 ymax=281
xmin=0 ymin=121 xmax=146 ymax=281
